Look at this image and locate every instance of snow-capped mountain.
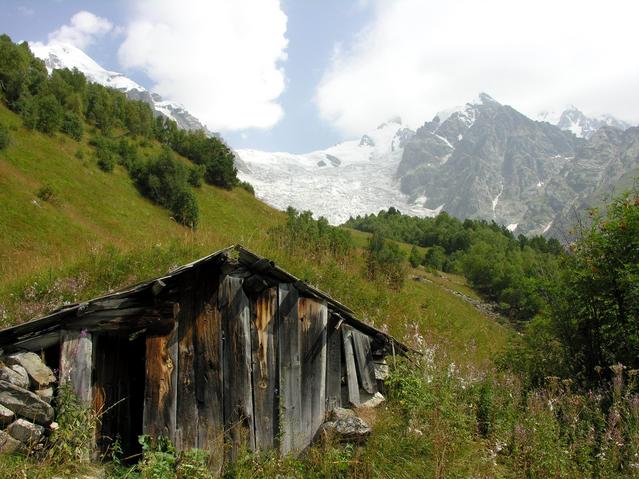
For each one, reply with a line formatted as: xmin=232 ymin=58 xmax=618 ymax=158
xmin=236 ymin=119 xmax=444 ymax=225
xmin=29 ymin=42 xmax=210 ymax=133
xmin=538 ymin=106 xmax=631 ymax=139
xmin=397 ymin=94 xmax=639 ymax=236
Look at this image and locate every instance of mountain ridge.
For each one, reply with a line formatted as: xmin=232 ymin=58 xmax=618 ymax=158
xmin=33 ymin=43 xmax=637 ymax=236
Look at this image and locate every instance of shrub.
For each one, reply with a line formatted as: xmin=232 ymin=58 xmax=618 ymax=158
xmin=96 ymin=148 xmax=115 ymax=172
xmin=61 ymin=111 xmax=83 ymax=140
xmin=366 ymin=232 xmax=406 ymax=289
xmin=238 ymin=180 xmax=255 ymax=196
xmin=34 ymin=94 xmax=63 ymax=134
xmin=133 ymin=149 xmax=200 ymax=228
xmin=424 ymin=245 xmax=446 ymax=270
xmin=188 ymin=164 xmax=205 ymax=188
xmin=269 ymin=207 xmax=353 ymax=263
xmin=408 ymin=245 xmax=422 ymax=268
xmin=36 ymin=184 xmax=55 ymax=202
xmin=46 ymin=384 xmax=96 ymax=465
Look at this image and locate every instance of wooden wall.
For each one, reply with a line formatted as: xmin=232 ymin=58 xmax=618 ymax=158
xmin=62 ymin=267 xmax=379 ymax=463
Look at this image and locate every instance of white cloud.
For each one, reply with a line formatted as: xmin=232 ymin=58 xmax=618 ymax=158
xmin=49 ymin=11 xmax=113 ymax=49
xmin=118 ymin=0 xmax=288 ymax=131
xmin=316 ymin=0 xmax=639 ymax=135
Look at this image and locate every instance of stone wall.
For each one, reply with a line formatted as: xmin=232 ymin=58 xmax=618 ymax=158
xmin=0 ymin=352 xmax=57 ymax=454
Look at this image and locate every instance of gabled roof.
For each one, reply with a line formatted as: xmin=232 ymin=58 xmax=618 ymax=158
xmin=0 ymin=245 xmax=408 ymax=354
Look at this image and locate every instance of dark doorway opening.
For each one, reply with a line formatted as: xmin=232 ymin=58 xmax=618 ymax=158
xmin=93 ymin=331 xmax=146 ymax=461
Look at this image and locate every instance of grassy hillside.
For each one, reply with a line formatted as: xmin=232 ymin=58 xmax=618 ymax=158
xmin=0 ymin=102 xmax=506 ymax=359
xmin=0 ymin=104 xmax=279 ymax=288
xmin=3 ymin=101 xmax=639 ymax=479
xmin=0 ymin=103 xmax=525 ymax=478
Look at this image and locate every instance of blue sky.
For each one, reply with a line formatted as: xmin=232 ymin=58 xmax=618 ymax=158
xmin=2 ymin=1 xmax=638 ymax=153
xmin=1 ymin=0 xmax=372 ymax=153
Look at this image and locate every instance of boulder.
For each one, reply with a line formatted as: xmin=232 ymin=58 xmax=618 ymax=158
xmin=0 ymin=403 xmax=15 ymax=426
xmin=0 ymin=364 xmax=30 ymax=389
xmin=7 ymin=418 xmax=45 ymax=444
xmin=0 ymin=430 xmax=23 ymax=454
xmin=0 ymin=380 xmax=54 ymax=425
xmin=373 ymin=360 xmax=390 ymax=381
xmin=359 ymin=392 xmax=386 ymax=409
xmin=6 ymin=352 xmax=56 ymax=389
xmin=330 ymin=407 xmax=357 ymax=421
xmin=319 ymin=416 xmax=371 ymax=444
xmin=35 ymin=387 xmax=54 ymax=404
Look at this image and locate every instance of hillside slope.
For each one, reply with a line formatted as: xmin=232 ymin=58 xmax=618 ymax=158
xmin=0 ymin=104 xmax=278 ymax=288
xmin=0 ymin=103 xmax=508 ymax=365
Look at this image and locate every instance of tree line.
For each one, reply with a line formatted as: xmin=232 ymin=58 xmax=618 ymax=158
xmin=345 ymin=208 xmax=563 ymax=321
xmin=0 ymin=34 xmax=243 ymax=227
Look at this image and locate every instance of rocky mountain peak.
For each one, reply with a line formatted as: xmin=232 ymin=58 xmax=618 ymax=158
xmin=29 ymin=41 xmax=213 ymax=135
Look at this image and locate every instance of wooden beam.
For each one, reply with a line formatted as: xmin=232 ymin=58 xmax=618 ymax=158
xmin=60 ymin=330 xmax=93 ymax=405
xmin=250 ymin=287 xmax=278 ymax=451
xmin=193 ymin=274 xmax=224 ymax=473
xmin=325 ymin=314 xmax=342 ymax=411
xmin=175 ymin=274 xmax=198 ymax=451
xmin=221 ymin=275 xmax=255 ymax=458
xmin=298 ymin=297 xmax=327 ymax=449
xmin=278 ymin=283 xmax=302 ymax=455
xmin=143 ymin=305 xmax=178 ymax=445
xmin=351 ymin=329 xmax=377 ymax=395
xmin=342 ymin=326 xmax=360 ymax=407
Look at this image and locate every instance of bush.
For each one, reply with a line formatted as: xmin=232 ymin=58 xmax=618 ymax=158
xmin=424 ymin=245 xmax=446 ymax=270
xmin=36 ymin=184 xmax=56 ymax=202
xmin=46 ymin=384 xmax=96 ymax=465
xmin=96 ymin=148 xmax=115 ymax=172
xmin=366 ymin=232 xmax=406 ymax=290
xmin=133 ymin=149 xmax=200 ymax=228
xmin=269 ymin=207 xmax=353 ymax=263
xmin=0 ymin=123 xmax=9 ymax=149
xmin=34 ymin=94 xmax=63 ymax=134
xmin=188 ymin=164 xmax=205 ymax=188
xmin=408 ymin=245 xmax=422 ymax=268
xmin=61 ymin=111 xmax=83 ymax=140
xmin=238 ymin=180 xmax=255 ymax=195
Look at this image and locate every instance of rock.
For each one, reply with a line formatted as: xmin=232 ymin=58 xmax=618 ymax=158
xmin=0 ymin=404 xmax=15 ymax=426
xmin=8 ymin=418 xmax=45 ymax=444
xmin=329 ymin=407 xmax=357 ymax=421
xmin=319 ymin=416 xmax=371 ymax=444
xmin=373 ymin=360 xmax=389 ymax=381
xmin=34 ymin=387 xmax=53 ymax=404
xmin=0 ymin=364 xmax=30 ymax=389
xmin=0 ymin=430 xmax=23 ymax=454
xmin=0 ymin=380 xmax=54 ymax=425
xmin=6 ymin=352 xmax=56 ymax=388
xmin=359 ymin=392 xmax=385 ymax=409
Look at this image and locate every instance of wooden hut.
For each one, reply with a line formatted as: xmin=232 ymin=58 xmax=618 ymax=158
xmin=0 ymin=245 xmax=406 ymax=462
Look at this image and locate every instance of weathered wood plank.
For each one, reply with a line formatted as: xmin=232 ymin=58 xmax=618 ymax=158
xmin=60 ymin=329 xmax=93 ymax=405
xmin=342 ymin=326 xmax=360 ymax=407
xmin=175 ymin=276 xmax=198 ymax=451
xmin=250 ymin=287 xmax=278 ymax=451
xmin=299 ymin=297 xmax=327 ymax=449
xmin=278 ymin=283 xmax=302 ymax=455
xmin=220 ymin=275 xmax=255 ymax=458
xmin=351 ymin=329 xmax=378 ymax=395
xmin=143 ymin=305 xmax=178 ymax=445
xmin=325 ymin=315 xmax=342 ymax=411
xmin=193 ymin=272 xmax=224 ymax=472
